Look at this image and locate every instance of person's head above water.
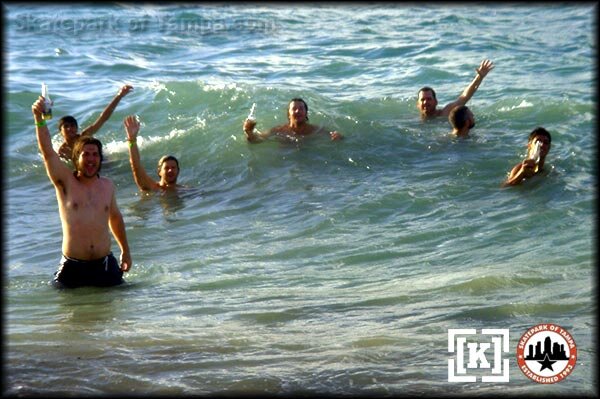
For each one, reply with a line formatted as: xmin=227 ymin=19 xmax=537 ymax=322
xmin=72 ymin=136 xmax=104 ymax=176
xmin=287 ymin=98 xmax=309 ymax=124
xmin=157 ymin=155 xmax=180 ymax=185
xmin=58 ymin=115 xmax=80 ymax=144
xmin=417 ymin=87 xmax=438 ymax=117
xmin=528 ymin=127 xmax=552 ymax=145
xmin=449 ymin=105 xmax=475 ymax=136
xmin=527 ymin=127 xmax=552 ymax=159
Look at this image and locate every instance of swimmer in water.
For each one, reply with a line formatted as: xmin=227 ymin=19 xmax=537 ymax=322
xmin=449 ymin=105 xmax=475 ymax=137
xmin=123 ymin=115 xmax=182 ymax=192
xmin=242 ymin=98 xmax=343 ymax=143
xmin=417 ymin=59 xmax=494 ymax=120
xmin=57 ymin=84 xmax=134 ymax=161
xmin=502 ymin=127 xmax=552 ymax=187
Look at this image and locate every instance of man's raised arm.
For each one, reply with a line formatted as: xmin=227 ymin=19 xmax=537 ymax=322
xmin=124 ymin=115 xmax=159 ymax=191
xmin=442 ymin=59 xmax=494 ymax=115
xmin=32 ymin=96 xmax=72 ymax=186
xmin=81 ymin=84 xmax=134 ymax=137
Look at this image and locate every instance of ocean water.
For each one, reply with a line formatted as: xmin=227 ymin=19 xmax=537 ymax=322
xmin=4 ymin=3 xmax=596 ymax=396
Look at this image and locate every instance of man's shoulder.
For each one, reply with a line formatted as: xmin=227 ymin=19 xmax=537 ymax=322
xmin=439 ymin=106 xmax=454 ymax=117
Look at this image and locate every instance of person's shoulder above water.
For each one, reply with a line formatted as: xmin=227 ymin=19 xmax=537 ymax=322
xmin=242 ymin=97 xmax=343 ymax=143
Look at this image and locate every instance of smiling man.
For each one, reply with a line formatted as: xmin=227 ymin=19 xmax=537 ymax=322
xmin=123 ymin=115 xmax=182 ymax=192
xmin=242 ymin=98 xmax=343 ymax=143
xmin=32 ymin=96 xmax=132 ymax=288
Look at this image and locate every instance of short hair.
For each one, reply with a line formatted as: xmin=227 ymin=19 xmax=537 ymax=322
xmin=418 ymin=87 xmax=437 ymax=101
xmin=157 ymin=155 xmax=180 ymax=176
xmin=528 ymin=127 xmax=552 ymax=144
xmin=58 ymin=115 xmax=78 ymax=130
xmin=448 ymin=105 xmax=470 ymax=129
xmin=288 ymin=98 xmax=309 ymax=121
xmin=72 ymin=136 xmax=103 ymax=173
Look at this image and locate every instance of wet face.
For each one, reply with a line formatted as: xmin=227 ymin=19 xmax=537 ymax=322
xmin=159 ymin=159 xmax=179 ymax=185
xmin=288 ymin=101 xmax=308 ymax=125
xmin=417 ymin=90 xmax=438 ymax=116
xmin=77 ymin=144 xmax=101 ymax=178
xmin=60 ymin=122 xmax=79 ymax=144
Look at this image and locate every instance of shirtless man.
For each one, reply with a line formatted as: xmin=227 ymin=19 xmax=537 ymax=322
xmin=123 ymin=115 xmax=181 ymax=191
xmin=58 ymin=84 xmax=133 ymax=160
xmin=417 ymin=59 xmax=494 ymax=119
xmin=502 ymin=127 xmax=552 ymax=187
xmin=33 ymin=96 xmax=132 ymax=288
xmin=448 ymin=105 xmax=475 ymax=137
xmin=242 ymin=98 xmax=343 ymax=143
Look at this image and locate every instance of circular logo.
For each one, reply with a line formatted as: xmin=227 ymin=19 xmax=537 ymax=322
xmin=516 ymin=323 xmax=577 ymax=384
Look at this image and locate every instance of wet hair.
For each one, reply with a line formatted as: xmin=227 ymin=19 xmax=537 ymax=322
xmin=157 ymin=155 xmax=180 ymax=176
xmin=418 ymin=86 xmax=437 ymax=101
xmin=288 ymin=98 xmax=309 ymax=121
xmin=448 ymin=105 xmax=470 ymax=129
xmin=58 ymin=115 xmax=79 ymax=131
xmin=528 ymin=127 xmax=552 ymax=144
xmin=72 ymin=136 xmax=103 ymax=173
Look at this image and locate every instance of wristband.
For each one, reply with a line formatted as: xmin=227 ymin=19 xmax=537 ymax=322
xmin=35 ymin=120 xmax=47 ymax=127
xmin=128 ymin=139 xmax=136 ymax=148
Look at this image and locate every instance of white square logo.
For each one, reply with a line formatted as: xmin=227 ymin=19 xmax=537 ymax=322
xmin=448 ymin=328 xmax=510 ymax=382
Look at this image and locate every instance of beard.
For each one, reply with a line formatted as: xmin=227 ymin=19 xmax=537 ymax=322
xmin=163 ymin=172 xmax=179 ymax=185
xmin=78 ymin=161 xmax=101 ymax=178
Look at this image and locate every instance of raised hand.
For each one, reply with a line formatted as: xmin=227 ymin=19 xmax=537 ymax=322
xmin=32 ymin=96 xmax=46 ymax=118
xmin=124 ymin=115 xmax=140 ymax=141
xmin=118 ymin=84 xmax=134 ymax=98
xmin=476 ymin=59 xmax=494 ymax=78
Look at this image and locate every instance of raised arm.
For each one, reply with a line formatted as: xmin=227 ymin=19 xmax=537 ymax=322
xmin=441 ymin=59 xmax=494 ymax=115
xmin=108 ymin=188 xmax=132 ymax=272
xmin=32 ymin=96 xmax=73 ymax=186
xmin=124 ymin=115 xmax=160 ymax=191
xmin=80 ymin=84 xmax=134 ymax=137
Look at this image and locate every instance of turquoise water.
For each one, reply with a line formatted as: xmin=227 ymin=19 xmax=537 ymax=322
xmin=4 ymin=4 xmax=596 ymax=396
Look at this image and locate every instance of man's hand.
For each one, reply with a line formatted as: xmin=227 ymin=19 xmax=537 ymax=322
xmin=476 ymin=59 xmax=494 ymax=79
xmin=120 ymin=251 xmax=132 ymax=272
xmin=243 ymin=119 xmax=257 ymax=134
xmin=118 ymin=84 xmax=134 ymax=98
xmin=520 ymin=158 xmax=537 ymax=177
xmin=124 ymin=115 xmax=140 ymax=141
xmin=32 ymin=96 xmax=45 ymax=119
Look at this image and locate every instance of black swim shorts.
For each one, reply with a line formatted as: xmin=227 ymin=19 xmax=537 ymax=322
xmin=53 ymin=253 xmax=124 ymax=288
